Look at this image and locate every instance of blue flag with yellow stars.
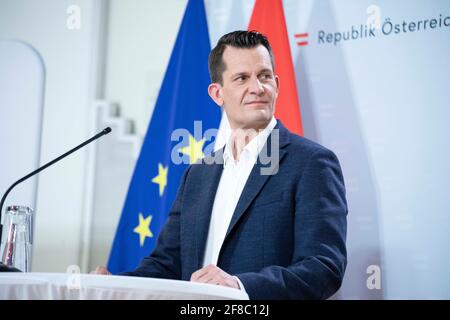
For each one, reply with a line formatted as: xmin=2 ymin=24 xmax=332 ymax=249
xmin=108 ymin=0 xmax=221 ymax=274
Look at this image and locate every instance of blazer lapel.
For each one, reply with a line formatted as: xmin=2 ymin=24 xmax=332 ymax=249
xmin=223 ymin=121 xmax=291 ymax=240
xmin=194 ymin=152 xmax=223 ymax=269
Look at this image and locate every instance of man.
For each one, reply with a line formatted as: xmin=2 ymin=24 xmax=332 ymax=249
xmin=94 ymin=31 xmax=347 ymax=300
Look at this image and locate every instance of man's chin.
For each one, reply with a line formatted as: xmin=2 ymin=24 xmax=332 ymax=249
xmin=242 ymin=111 xmax=273 ymax=129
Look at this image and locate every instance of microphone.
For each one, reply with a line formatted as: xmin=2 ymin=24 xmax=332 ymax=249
xmin=0 ymin=127 xmax=112 ymax=271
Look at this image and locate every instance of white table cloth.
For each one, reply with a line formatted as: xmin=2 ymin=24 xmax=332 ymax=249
xmin=0 ymin=273 xmax=249 ymax=300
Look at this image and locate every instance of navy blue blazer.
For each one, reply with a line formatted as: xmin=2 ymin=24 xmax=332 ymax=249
xmin=121 ymin=121 xmax=348 ymax=300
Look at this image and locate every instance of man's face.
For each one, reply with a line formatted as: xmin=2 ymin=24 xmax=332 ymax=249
xmin=209 ymin=45 xmax=279 ymax=130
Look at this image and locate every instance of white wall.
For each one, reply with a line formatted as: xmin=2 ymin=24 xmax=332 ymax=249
xmin=0 ymin=0 xmax=105 ymax=272
xmin=104 ymin=0 xmax=187 ymax=136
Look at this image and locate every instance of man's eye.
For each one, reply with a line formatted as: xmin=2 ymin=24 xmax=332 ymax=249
xmin=236 ymin=76 xmax=247 ymax=81
xmin=262 ymin=74 xmax=272 ymax=79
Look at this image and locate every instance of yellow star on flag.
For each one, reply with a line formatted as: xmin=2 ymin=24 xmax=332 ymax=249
xmin=133 ymin=213 xmax=153 ymax=247
xmin=179 ymin=134 xmax=205 ymax=164
xmin=152 ymin=163 xmax=168 ymax=196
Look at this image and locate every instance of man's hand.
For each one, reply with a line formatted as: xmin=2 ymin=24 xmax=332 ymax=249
xmin=90 ymin=266 xmax=112 ymax=275
xmin=190 ymin=264 xmax=240 ymax=289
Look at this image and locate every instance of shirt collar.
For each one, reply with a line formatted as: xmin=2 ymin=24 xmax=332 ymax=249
xmin=223 ymin=117 xmax=277 ymax=166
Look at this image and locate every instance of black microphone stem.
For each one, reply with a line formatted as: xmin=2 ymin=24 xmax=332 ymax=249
xmin=0 ymin=127 xmax=112 ymax=243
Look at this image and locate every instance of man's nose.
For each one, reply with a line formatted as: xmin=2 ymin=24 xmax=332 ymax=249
xmin=248 ymin=76 xmax=264 ymax=95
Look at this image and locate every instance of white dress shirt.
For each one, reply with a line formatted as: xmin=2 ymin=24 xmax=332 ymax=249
xmin=202 ymin=117 xmax=277 ymax=290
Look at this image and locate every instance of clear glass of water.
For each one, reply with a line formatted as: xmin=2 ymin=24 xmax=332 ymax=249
xmin=0 ymin=205 xmax=33 ymax=272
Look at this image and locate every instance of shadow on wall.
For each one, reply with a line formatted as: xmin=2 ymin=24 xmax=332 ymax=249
xmin=293 ymin=0 xmax=385 ymax=299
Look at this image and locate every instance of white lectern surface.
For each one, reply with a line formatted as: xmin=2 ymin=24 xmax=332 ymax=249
xmin=0 ymin=273 xmax=249 ymax=300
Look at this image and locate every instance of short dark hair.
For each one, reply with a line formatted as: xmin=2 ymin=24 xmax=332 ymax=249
xmin=208 ymin=30 xmax=275 ymax=84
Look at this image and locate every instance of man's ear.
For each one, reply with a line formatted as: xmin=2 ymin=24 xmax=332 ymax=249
xmin=208 ymin=83 xmax=224 ymax=107
xmin=274 ymin=75 xmax=280 ymax=98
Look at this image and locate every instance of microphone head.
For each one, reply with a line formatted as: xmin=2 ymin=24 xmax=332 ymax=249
xmin=103 ymin=127 xmax=112 ymax=135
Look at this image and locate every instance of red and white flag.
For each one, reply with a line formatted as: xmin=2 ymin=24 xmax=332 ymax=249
xmin=248 ymin=0 xmax=304 ymax=135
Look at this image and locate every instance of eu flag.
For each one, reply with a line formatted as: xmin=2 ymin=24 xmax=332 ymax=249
xmin=108 ymin=0 xmax=221 ymax=274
